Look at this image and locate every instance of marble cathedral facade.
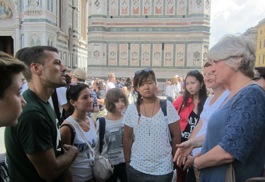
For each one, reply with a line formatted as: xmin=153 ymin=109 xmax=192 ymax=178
xmin=0 ymin=0 xmax=88 ymax=70
xmin=87 ymin=0 xmax=211 ymax=79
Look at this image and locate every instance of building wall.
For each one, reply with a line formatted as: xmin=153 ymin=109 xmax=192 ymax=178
xmin=0 ymin=0 xmax=88 ymax=71
xmin=87 ymin=0 xmax=211 ymax=79
xmin=256 ymin=18 xmax=265 ymax=67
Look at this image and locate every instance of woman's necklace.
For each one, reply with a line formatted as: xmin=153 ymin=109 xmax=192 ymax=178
xmin=143 ymin=98 xmax=156 ymax=136
xmin=73 ymin=117 xmax=90 ymax=129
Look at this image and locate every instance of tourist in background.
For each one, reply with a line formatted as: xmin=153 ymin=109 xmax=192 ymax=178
xmin=91 ymin=79 xmax=108 ymax=122
xmin=172 ymin=70 xmax=207 ymax=182
xmin=106 ymin=73 xmax=116 ymax=92
xmin=194 ymin=35 xmax=265 ymax=182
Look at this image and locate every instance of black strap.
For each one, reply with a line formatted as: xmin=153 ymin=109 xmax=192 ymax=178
xmin=51 ymin=89 xmax=61 ymax=122
xmin=160 ymin=99 xmax=167 ymax=116
xmin=98 ymin=117 xmax=106 ymax=154
xmin=60 ymin=124 xmax=75 ymax=145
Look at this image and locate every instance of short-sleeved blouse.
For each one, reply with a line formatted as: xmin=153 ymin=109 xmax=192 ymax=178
xmin=123 ymin=100 xmax=180 ymax=175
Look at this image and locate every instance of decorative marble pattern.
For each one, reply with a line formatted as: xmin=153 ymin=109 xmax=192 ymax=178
xmin=130 ymin=44 xmax=140 ymax=66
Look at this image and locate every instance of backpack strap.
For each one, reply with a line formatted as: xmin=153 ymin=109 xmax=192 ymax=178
xmin=98 ymin=117 xmax=106 ymax=154
xmin=51 ymin=89 xmax=61 ymax=122
xmin=60 ymin=123 xmax=75 ymax=145
xmin=160 ymin=99 xmax=167 ymax=117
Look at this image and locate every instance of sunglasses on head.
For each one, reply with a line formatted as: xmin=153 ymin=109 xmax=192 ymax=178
xmin=134 ymin=68 xmax=153 ymax=76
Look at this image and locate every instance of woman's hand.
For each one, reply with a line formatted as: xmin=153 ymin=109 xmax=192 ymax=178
xmin=183 ymin=155 xmax=196 ymax=170
xmin=173 ymin=140 xmax=193 ymax=166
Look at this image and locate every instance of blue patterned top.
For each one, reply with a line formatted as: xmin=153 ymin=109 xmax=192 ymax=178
xmin=200 ymin=84 xmax=265 ymax=182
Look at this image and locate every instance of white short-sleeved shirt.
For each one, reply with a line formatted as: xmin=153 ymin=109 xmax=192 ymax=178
xmin=56 ymin=87 xmax=67 ymax=115
xmin=123 ymin=100 xmax=180 ymax=175
xmin=106 ymin=82 xmax=115 ymax=92
xmin=192 ymin=90 xmax=229 ymax=155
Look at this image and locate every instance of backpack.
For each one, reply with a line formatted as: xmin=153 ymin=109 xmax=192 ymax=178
xmin=160 ymin=99 xmax=167 ymax=117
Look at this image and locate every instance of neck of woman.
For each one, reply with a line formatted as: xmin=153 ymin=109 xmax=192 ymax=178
xmin=212 ymin=86 xmax=226 ymax=98
xmin=192 ymin=93 xmax=199 ymax=100
xmin=142 ymin=96 xmax=157 ymax=104
xmin=106 ymin=112 xmax=123 ymax=120
xmin=71 ymin=111 xmax=87 ymax=121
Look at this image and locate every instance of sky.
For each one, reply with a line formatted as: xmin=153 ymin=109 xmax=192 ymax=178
xmin=210 ymin=0 xmax=265 ymax=47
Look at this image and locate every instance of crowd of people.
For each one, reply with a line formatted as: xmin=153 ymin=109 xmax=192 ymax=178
xmin=0 ymin=34 xmax=265 ymax=182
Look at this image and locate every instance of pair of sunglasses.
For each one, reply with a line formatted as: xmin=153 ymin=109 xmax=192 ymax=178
xmin=134 ymin=68 xmax=153 ymax=76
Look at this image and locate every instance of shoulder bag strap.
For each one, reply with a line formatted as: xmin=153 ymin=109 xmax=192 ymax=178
xmin=68 ymin=117 xmax=95 ymax=157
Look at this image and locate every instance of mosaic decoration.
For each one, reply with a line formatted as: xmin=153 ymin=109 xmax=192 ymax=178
xmin=154 ymin=0 xmax=163 ymax=15
xmin=120 ymin=0 xmax=129 ymax=15
xmin=94 ymin=0 xmax=100 ymax=8
xmin=152 ymin=44 xmax=162 ymax=66
xmin=109 ymin=0 xmax=118 ymax=16
xmin=166 ymin=0 xmax=175 ymax=15
xmin=141 ymin=44 xmax=151 ymax=66
xmin=175 ymin=44 xmax=185 ymax=66
xmin=119 ymin=44 xmax=129 ymax=66
xmin=132 ymin=0 xmax=140 ymax=15
xmin=203 ymin=46 xmax=208 ymax=64
xmin=29 ymin=34 xmax=41 ymax=46
xmin=130 ymin=44 xmax=140 ymax=66
xmin=109 ymin=44 xmax=117 ymax=65
xmin=164 ymin=44 xmax=173 ymax=66
xmin=177 ymin=0 xmax=186 ymax=15
xmin=204 ymin=0 xmax=210 ymax=15
xmin=190 ymin=0 xmax=203 ymax=14
xmin=205 ymin=0 xmax=210 ymax=9
xmin=0 ymin=0 xmax=13 ymax=20
xmin=102 ymin=44 xmax=107 ymax=65
xmin=143 ymin=0 xmax=152 ymax=15
xmin=187 ymin=44 xmax=202 ymax=66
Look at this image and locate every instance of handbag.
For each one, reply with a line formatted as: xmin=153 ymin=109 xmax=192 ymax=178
xmin=225 ymin=163 xmax=235 ymax=182
xmin=71 ymin=117 xmax=114 ymax=182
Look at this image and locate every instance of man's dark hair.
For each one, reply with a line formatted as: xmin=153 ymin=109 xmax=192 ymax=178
xmin=20 ymin=46 xmax=58 ymax=81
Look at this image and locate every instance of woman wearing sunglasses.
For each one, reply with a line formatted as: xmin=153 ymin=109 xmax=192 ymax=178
xmin=123 ymin=68 xmax=181 ymax=182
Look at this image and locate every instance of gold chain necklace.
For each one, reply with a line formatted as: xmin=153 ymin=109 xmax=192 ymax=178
xmin=143 ymin=98 xmax=156 ymax=136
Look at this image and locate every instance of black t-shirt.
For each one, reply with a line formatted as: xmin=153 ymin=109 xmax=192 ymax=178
xmin=181 ymin=110 xmax=199 ymax=142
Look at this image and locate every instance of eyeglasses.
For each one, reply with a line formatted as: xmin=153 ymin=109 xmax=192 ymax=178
xmin=134 ymin=68 xmax=153 ymax=76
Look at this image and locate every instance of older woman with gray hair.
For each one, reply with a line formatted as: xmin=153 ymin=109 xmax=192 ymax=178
xmin=192 ymin=35 xmax=265 ymax=182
